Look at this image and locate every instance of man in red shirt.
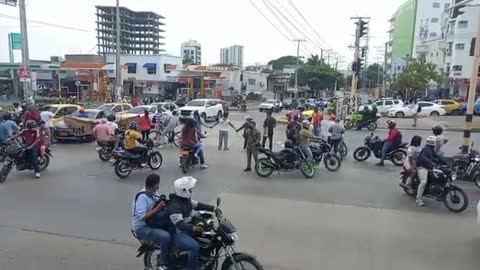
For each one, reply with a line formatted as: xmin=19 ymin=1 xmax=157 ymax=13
xmin=11 ymin=120 xmax=41 ymax=177
xmin=24 ymin=106 xmax=41 ymax=125
xmin=312 ymin=107 xmax=323 ymax=137
xmin=377 ymin=120 xmax=401 ymax=166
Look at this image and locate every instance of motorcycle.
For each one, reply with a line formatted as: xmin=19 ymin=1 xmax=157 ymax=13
xmin=136 ymin=197 xmax=264 ymax=270
xmin=344 ymin=113 xmax=379 ymax=131
xmin=179 ymin=145 xmax=201 ymax=174
xmin=400 ymin=165 xmax=469 ymax=213
xmin=449 ymin=145 xmax=480 ymax=188
xmin=96 ymin=141 xmax=115 ymax=161
xmin=255 ymin=146 xmax=316 ymax=178
xmin=112 ymin=139 xmax=163 ymax=179
xmin=353 ymin=133 xmax=407 ymax=166
xmin=310 ymin=139 xmax=342 ymax=172
xmin=0 ymin=140 xmax=51 ymax=183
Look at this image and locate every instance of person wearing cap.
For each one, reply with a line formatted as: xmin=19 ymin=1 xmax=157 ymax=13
xmin=377 ymin=120 xmax=401 ymax=166
xmin=243 ymin=121 xmax=261 ymax=171
xmin=236 ymin=115 xmax=254 ymax=151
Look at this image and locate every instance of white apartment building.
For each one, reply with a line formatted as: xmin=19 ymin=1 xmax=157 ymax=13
xmin=181 ymin=40 xmax=202 ymax=65
xmin=445 ymin=0 xmax=480 ymax=98
xmin=220 ymin=45 xmax=244 ymax=67
xmin=105 ymin=54 xmax=182 ymax=97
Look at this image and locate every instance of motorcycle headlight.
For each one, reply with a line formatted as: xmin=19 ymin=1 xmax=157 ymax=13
xmin=228 ymin=232 xmax=239 ymax=242
xmin=451 ymin=172 xmax=457 ymax=181
xmin=475 ymin=157 xmax=480 ymax=162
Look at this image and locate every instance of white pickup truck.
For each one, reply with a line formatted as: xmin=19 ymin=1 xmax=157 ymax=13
xmin=179 ymin=99 xmax=224 ymax=122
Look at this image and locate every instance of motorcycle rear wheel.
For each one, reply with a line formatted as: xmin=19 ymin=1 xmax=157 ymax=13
xmin=221 ymin=253 xmax=264 ymax=270
xmin=340 ymin=141 xmax=348 ymax=158
xmin=143 ymin=249 xmax=166 ymax=270
xmin=180 ymin=157 xmax=189 ymax=174
xmin=366 ymin=121 xmax=377 ymax=131
xmin=38 ymin=155 xmax=50 ymax=172
xmin=324 ymin=153 xmax=341 ymax=172
xmin=444 ymin=185 xmax=469 ymax=213
xmin=255 ymin=158 xmax=274 ymax=177
xmin=344 ymin=120 xmax=354 ymax=130
xmin=98 ymin=148 xmax=111 ymax=161
xmin=353 ymin=147 xmax=371 ymax=161
xmin=148 ymin=152 xmax=163 ymax=170
xmin=390 ymin=150 xmax=407 ymax=166
xmin=115 ymin=160 xmax=132 ymax=179
xmin=300 ymin=161 xmax=315 ymax=178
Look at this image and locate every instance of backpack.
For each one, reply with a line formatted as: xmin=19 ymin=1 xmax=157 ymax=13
xmin=133 ymin=192 xmax=170 ymax=228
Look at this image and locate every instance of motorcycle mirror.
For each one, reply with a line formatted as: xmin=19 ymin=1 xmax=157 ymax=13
xmin=216 ymin=197 xmax=221 ymax=207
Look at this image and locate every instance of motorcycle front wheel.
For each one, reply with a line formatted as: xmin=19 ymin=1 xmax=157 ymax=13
xmin=38 ymin=155 xmax=50 ymax=172
xmin=255 ymin=158 xmax=274 ymax=177
xmin=344 ymin=120 xmax=354 ymax=130
xmin=390 ymin=149 xmax=407 ymax=166
xmin=148 ymin=152 xmax=163 ymax=170
xmin=115 ymin=160 xmax=132 ymax=179
xmin=324 ymin=153 xmax=341 ymax=172
xmin=340 ymin=141 xmax=348 ymax=158
xmin=143 ymin=249 xmax=166 ymax=270
xmin=366 ymin=121 xmax=377 ymax=131
xmin=300 ymin=161 xmax=315 ymax=178
xmin=444 ymin=185 xmax=469 ymax=213
xmin=0 ymin=161 xmax=13 ymax=183
xmin=353 ymin=147 xmax=371 ymax=161
xmin=221 ymin=253 xmax=264 ymax=270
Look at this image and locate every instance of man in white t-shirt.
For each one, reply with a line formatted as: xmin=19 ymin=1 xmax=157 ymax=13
xmin=210 ymin=112 xmax=237 ymax=151
xmin=106 ymin=114 xmax=120 ymax=149
xmin=40 ymin=107 xmax=54 ymax=144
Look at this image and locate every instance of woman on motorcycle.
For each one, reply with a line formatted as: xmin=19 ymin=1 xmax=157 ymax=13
xmin=10 ymin=120 xmax=41 ymax=178
xmin=401 ymin=135 xmax=422 ymax=190
xmin=168 ymin=176 xmax=216 ymax=270
xmin=181 ymin=118 xmax=208 ymax=169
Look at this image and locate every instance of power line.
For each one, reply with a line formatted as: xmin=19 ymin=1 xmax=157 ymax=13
xmin=0 ymin=13 xmax=94 ymax=33
xmin=286 ymin=0 xmax=331 ymax=50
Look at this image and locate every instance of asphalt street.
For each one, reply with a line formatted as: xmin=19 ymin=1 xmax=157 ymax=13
xmin=0 ymin=110 xmax=479 ymax=270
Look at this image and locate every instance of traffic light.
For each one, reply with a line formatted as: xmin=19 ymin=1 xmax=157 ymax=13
xmin=358 ymin=57 xmax=364 ymax=73
xmin=352 ymin=58 xmax=364 ymax=76
xmin=361 ymin=47 xmax=367 ymax=59
xmin=452 ymin=0 xmax=466 ymax=18
xmin=359 ymin=20 xmax=369 ymax=38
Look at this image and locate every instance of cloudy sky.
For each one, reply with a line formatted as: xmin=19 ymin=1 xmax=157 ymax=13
xmin=0 ymin=0 xmax=406 ymax=68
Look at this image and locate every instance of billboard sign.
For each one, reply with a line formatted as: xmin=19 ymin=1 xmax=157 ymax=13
xmin=0 ymin=0 xmax=17 ymax=6
xmin=9 ymin=33 xmax=22 ymax=50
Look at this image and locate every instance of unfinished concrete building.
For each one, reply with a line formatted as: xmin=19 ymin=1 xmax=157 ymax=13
xmin=95 ymin=6 xmax=165 ymax=55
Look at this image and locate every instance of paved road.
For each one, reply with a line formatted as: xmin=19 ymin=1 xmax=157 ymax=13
xmin=0 ymin=111 xmax=479 ymax=270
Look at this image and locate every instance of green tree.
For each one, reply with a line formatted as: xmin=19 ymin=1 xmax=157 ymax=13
xmin=296 ymin=55 xmax=345 ymax=91
xmin=268 ymin=55 xmax=299 ymax=71
xmin=391 ymin=58 xmax=443 ymax=99
xmin=366 ymin=63 xmax=384 ymax=88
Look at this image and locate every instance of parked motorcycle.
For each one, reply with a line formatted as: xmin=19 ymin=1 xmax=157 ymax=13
xmin=136 ymin=197 xmax=264 ymax=270
xmin=112 ymin=139 xmax=163 ymax=178
xmin=0 ymin=140 xmax=51 ymax=183
xmin=448 ymin=146 xmax=480 ymax=188
xmin=255 ymin=146 xmax=316 ymax=178
xmin=353 ymin=133 xmax=407 ymax=166
xmin=400 ymin=165 xmax=468 ymax=213
xmin=310 ymin=140 xmax=342 ymax=171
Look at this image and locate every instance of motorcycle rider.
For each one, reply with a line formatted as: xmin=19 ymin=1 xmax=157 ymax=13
xmin=298 ymin=120 xmax=319 ymax=161
xmin=181 ymin=118 xmax=208 ymax=169
xmin=168 ymin=176 xmax=216 ymax=270
xmin=286 ymin=115 xmax=302 ymax=144
xmin=93 ymin=118 xmax=114 ymax=148
xmin=377 ymin=120 xmax=402 ymax=166
xmin=415 ymin=135 xmax=447 ymax=206
xmin=131 ymin=174 xmax=171 ymax=268
xmin=3 ymin=113 xmax=19 ymax=136
xmin=106 ymin=114 xmax=121 ymax=149
xmin=124 ymin=121 xmax=148 ymax=167
xmin=10 ymin=120 xmax=41 ymax=178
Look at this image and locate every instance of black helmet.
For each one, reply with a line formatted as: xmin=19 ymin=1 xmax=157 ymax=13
xmin=128 ymin=121 xmax=138 ymax=130
xmin=107 ymin=114 xmax=116 ymax=122
xmin=26 ymin=120 xmax=37 ymax=129
xmin=432 ymin=124 xmax=444 ymax=135
xmin=284 ymin=140 xmax=294 ymax=149
xmin=3 ymin=112 xmax=11 ymax=121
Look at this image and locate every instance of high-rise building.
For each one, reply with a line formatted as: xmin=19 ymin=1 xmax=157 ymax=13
xmin=220 ymin=45 xmax=244 ymax=67
xmin=95 ymin=6 xmax=166 ymax=55
xmin=181 ymin=40 xmax=202 ymax=65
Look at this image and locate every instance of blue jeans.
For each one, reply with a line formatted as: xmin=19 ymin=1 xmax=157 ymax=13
xmin=381 ymin=141 xmax=392 ymax=161
xmin=330 ymin=138 xmax=341 ymax=153
xmin=314 ymin=127 xmax=321 ymax=137
xmin=300 ymin=145 xmax=313 ymax=160
xmin=135 ymin=226 xmax=171 ymax=266
xmin=194 ymin=142 xmax=205 ymax=164
xmin=25 ymin=146 xmax=40 ymax=173
xmin=174 ymin=233 xmax=199 ymax=270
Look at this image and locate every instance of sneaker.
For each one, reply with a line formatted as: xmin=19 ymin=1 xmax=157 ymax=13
xmin=376 ymin=161 xmax=384 ymax=166
xmin=416 ymin=198 xmax=425 ymax=206
xmin=218 ymin=147 xmax=222 ymax=151
xmin=244 ymin=168 xmax=252 ymax=172
xmin=35 ymin=172 xmax=41 ymax=178
xmin=200 ymin=164 xmax=208 ymax=169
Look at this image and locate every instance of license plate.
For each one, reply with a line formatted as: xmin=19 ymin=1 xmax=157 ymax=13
xmin=58 ymin=131 xmax=68 ymax=137
xmin=181 ymin=150 xmax=189 ymax=156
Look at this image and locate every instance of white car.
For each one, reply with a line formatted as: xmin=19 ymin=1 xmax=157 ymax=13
xmin=259 ymin=99 xmax=281 ymax=112
xmin=387 ymin=102 xmax=446 ymax=118
xmin=179 ymin=99 xmax=224 ymax=121
xmin=372 ymin=99 xmax=404 ymax=114
xmin=121 ymin=105 xmax=168 ymax=120
xmin=151 ymin=102 xmax=179 ymax=116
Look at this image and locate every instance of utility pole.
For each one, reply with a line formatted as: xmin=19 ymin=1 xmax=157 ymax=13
xmin=460 ymin=0 xmax=479 ymax=153
xmin=383 ymin=42 xmax=388 ymax=96
xmin=19 ymin=0 xmax=30 ymax=99
xmin=293 ymin=39 xmax=305 ymax=99
xmin=350 ymin=17 xmax=370 ymax=111
xmin=115 ymin=0 xmax=123 ymax=102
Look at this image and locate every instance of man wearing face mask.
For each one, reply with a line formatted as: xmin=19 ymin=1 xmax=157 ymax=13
xmin=168 ymin=177 xmax=216 ymax=270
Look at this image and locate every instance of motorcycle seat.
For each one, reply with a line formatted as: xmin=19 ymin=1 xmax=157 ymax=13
xmin=115 ymin=150 xmax=140 ymax=159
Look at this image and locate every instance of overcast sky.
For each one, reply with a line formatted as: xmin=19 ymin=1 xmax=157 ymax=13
xmin=0 ymin=0 xmax=406 ymax=68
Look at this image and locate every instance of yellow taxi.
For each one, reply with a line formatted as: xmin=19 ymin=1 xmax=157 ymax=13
xmin=43 ymin=104 xmax=82 ymax=124
xmin=434 ymin=99 xmax=461 ymax=115
xmin=98 ymin=103 xmax=133 ymax=115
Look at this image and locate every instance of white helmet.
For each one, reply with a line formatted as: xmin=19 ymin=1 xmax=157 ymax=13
xmin=302 ymin=119 xmax=310 ymax=128
xmin=173 ymin=176 xmax=197 ymax=198
xmin=245 ymin=115 xmax=253 ymax=121
xmin=426 ymin=136 xmax=437 ymax=146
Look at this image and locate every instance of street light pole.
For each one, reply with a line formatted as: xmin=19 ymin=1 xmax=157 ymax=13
xmin=19 ymin=0 xmax=30 ymax=99
xmin=293 ymin=39 xmax=305 ymax=99
xmin=115 ymin=0 xmax=122 ymax=101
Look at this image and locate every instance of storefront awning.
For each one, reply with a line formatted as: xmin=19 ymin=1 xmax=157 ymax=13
xmin=143 ymin=63 xmax=157 ymax=69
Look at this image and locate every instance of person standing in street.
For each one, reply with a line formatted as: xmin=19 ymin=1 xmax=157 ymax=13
xmin=412 ymin=100 xmax=420 ymax=127
xmin=328 ymin=119 xmax=345 ymax=154
xmin=236 ymin=115 xmax=254 ymax=151
xmin=40 ymin=107 xmax=54 ymax=145
xmin=312 ymin=107 xmax=323 ymax=137
xmin=139 ymin=110 xmax=152 ymax=141
xmin=244 ymin=121 xmax=261 ymax=172
xmin=262 ymin=110 xmax=276 ymax=151
xmin=210 ymin=112 xmax=236 ymax=151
